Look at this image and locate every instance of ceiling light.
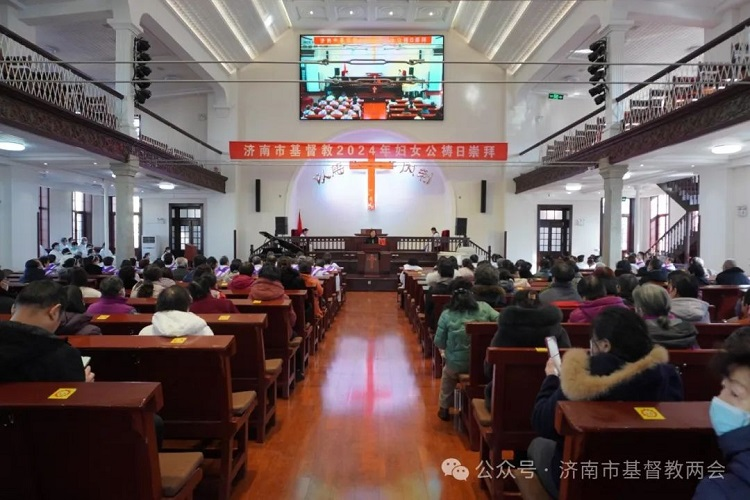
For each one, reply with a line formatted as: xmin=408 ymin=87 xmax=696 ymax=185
xmin=93 ymin=162 xmax=98 ymax=165
xmin=111 ymin=173 xmax=116 ymax=178
xmin=691 ymin=164 xmax=695 ymax=168
xmin=264 ymin=15 xmax=273 ymax=27
xmin=309 ymin=10 xmax=314 ymax=14
xmin=349 ymin=10 xmax=354 ymax=15
xmin=158 ymin=181 xmax=175 ymax=190
xmin=640 ymin=164 xmax=644 ymax=167
xmin=574 ymin=49 xmax=593 ymax=55
xmin=711 ymin=144 xmax=742 ymax=155
xmin=43 ymin=162 xmax=48 ymax=166
xmin=623 ymin=172 xmax=632 ymax=180
xmin=0 ymin=141 xmax=25 ymax=151
xmin=565 ymin=183 xmax=582 ymax=191
xmin=389 ymin=11 xmax=394 ymax=16
xmin=429 ymin=11 xmax=434 ymax=16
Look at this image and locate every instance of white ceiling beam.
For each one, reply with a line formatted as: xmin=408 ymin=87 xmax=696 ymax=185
xmin=17 ymin=0 xmax=112 ymax=25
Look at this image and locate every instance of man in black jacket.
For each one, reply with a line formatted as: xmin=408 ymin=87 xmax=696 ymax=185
xmin=716 ymin=259 xmax=750 ymax=285
xmin=0 ymin=280 xmax=92 ymax=382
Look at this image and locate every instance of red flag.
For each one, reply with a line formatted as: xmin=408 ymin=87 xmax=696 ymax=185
xmin=297 ymin=211 xmax=303 ymax=234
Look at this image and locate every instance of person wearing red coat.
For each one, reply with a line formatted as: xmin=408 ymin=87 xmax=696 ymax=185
xmin=188 ymin=275 xmax=238 ymax=314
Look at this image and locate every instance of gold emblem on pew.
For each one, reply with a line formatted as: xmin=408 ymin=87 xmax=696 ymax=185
xmin=96 ymin=315 xmax=110 ymax=320
xmin=535 ymin=347 xmax=548 ymax=353
xmin=218 ymin=315 xmax=232 ymax=320
xmin=170 ymin=337 xmax=187 ymax=344
xmin=634 ymin=407 xmax=666 ymax=420
xmin=48 ymin=388 xmax=77 ymax=400
xmin=252 ymin=300 xmax=262 ymax=304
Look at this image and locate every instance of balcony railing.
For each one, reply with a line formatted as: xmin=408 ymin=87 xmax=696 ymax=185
xmin=521 ymin=17 xmax=750 ymax=166
xmin=0 ymin=25 xmax=223 ymax=171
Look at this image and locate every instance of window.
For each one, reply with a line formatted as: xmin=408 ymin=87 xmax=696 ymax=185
xmin=38 ymin=187 xmax=49 ymax=251
xmin=537 ymin=205 xmax=572 ymax=256
xmin=649 ymin=194 xmax=670 ymax=252
xmin=109 ymin=196 xmax=143 ymax=253
xmin=71 ymin=191 xmax=92 ymax=242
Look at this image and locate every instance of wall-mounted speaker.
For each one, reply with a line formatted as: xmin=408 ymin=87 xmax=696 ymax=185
xmin=255 ymin=179 xmax=261 ymax=213
xmin=480 ymin=180 xmax=487 ymax=213
xmin=275 ymin=216 xmax=288 ymax=236
xmin=455 ymin=217 xmax=467 ymax=236
xmin=334 ymin=67 xmax=340 ymax=77
xmin=408 ymin=67 xmax=414 ymax=76
xmin=418 ymin=49 xmax=423 ymax=60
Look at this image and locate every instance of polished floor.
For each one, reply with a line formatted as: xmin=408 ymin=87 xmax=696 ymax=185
xmin=234 ymin=292 xmax=485 ymax=499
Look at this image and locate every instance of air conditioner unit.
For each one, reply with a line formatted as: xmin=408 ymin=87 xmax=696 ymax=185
xmin=141 ymin=236 xmax=159 ymax=258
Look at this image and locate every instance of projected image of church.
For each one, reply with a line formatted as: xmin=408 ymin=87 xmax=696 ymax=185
xmin=299 ymin=35 xmax=444 ymax=121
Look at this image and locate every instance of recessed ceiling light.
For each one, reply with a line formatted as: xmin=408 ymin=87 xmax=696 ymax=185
xmin=111 ymin=173 xmax=116 ymax=178
xmin=389 ymin=11 xmax=394 ymax=16
xmin=264 ymin=15 xmax=273 ymax=27
xmin=0 ymin=141 xmax=25 ymax=152
xmin=93 ymin=162 xmax=98 ymax=165
xmin=349 ymin=10 xmax=354 ymax=15
xmin=691 ymin=164 xmax=695 ymax=168
xmin=623 ymin=172 xmax=632 ymax=180
xmin=429 ymin=11 xmax=434 ymax=16
xmin=565 ymin=183 xmax=582 ymax=192
xmin=712 ymin=144 xmax=742 ymax=155
xmin=158 ymin=181 xmax=175 ymax=190
xmin=43 ymin=162 xmax=48 ymax=166
xmin=309 ymin=10 xmax=314 ymax=14
xmin=640 ymin=164 xmax=644 ymax=167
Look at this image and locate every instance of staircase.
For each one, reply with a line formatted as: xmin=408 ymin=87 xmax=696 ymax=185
xmin=648 ymin=211 xmax=700 ymax=264
xmin=657 ymin=176 xmax=700 ymax=211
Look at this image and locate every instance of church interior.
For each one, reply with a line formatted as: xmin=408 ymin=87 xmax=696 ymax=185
xmin=2 ymin=0 xmax=750 ymax=498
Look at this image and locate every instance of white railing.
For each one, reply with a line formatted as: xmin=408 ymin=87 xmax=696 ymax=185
xmin=528 ymin=20 xmax=750 ymax=165
xmin=0 ymin=26 xmax=121 ymax=130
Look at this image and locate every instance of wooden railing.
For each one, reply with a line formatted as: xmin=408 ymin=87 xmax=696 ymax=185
xmin=658 ymin=176 xmax=700 ymax=211
xmin=648 ymin=211 xmax=700 ymax=262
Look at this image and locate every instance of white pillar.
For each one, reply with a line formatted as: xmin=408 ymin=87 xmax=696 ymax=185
xmin=633 ymin=185 xmax=642 ymax=252
xmin=107 ymin=19 xmax=141 ymax=138
xmin=102 ymin=183 xmax=110 ymax=250
xmin=111 ymin=160 xmax=139 ymax=260
xmin=699 ymin=166 xmax=732 ymax=271
xmin=599 ymin=160 xmax=628 ymax=266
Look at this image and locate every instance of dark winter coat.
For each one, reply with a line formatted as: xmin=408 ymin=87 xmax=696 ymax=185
xmin=694 ymin=425 xmax=750 ymax=499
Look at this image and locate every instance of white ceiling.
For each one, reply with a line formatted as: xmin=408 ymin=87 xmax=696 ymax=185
xmin=0 ymin=125 xmax=203 ymax=195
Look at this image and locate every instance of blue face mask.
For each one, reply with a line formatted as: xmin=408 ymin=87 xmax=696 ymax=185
xmin=709 ymin=396 xmax=750 ymax=436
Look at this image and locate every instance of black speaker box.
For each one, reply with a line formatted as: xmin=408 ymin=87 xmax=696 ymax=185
xmin=480 ymin=180 xmax=487 ymax=213
xmin=275 ymin=216 xmax=288 ymax=236
xmin=455 ymin=217 xmax=467 ymax=236
xmin=255 ymin=179 xmax=261 ymax=213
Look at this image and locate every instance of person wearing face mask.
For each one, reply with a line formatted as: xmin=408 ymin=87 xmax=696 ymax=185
xmin=528 ymin=307 xmax=683 ymax=499
xmin=694 ymin=328 xmax=750 ymax=498
xmin=0 ymin=280 xmax=94 ymax=382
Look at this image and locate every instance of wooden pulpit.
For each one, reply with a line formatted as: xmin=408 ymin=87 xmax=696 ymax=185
xmin=184 ymin=244 xmax=197 ymax=264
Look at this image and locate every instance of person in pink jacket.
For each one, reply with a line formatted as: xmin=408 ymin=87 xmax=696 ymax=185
xmin=86 ymin=277 xmax=136 ymax=315
xmin=568 ymin=275 xmax=627 ymax=323
xmin=249 ymin=265 xmax=297 ymax=326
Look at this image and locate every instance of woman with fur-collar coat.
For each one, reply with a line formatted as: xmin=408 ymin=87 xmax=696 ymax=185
xmin=528 ymin=308 xmax=683 ymax=498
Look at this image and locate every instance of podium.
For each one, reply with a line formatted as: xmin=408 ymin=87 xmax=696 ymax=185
xmin=357 ymin=245 xmax=391 ymax=275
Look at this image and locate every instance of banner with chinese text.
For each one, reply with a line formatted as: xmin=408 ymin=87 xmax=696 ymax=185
xmin=229 ymin=142 xmax=508 ymax=161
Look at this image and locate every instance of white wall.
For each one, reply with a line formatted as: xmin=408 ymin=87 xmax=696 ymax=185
xmin=729 ymin=164 xmax=750 ymax=271
xmin=143 ymin=94 xmax=209 ymax=143
xmin=699 ymin=165 xmax=732 ymax=271
xmin=0 ymin=165 xmax=42 ymax=270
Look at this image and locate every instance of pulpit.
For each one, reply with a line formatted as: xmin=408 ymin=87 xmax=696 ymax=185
xmin=357 ymin=248 xmax=391 ymax=275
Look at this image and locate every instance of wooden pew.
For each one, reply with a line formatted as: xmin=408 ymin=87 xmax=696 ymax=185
xmin=670 ymin=349 xmax=721 ymax=401
xmin=287 ymin=289 xmax=312 ymax=369
xmin=477 ymin=347 xmax=554 ymax=498
xmin=463 ymin=321 xmax=497 ymax=451
xmin=0 ymin=381 xmax=203 ymax=500
xmin=700 ymin=285 xmax=746 ymax=321
xmin=67 ymin=335 xmax=254 ymax=500
xmin=696 ymin=322 xmax=744 ymax=348
xmin=561 ymin=322 xmax=592 ymax=348
xmin=233 ymin=298 xmax=300 ymax=398
xmin=555 ymin=401 xmax=722 ymax=499
xmin=84 ymin=296 xmax=156 ymax=313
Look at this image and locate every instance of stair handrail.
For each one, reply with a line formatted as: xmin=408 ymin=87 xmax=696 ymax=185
xmin=647 ymin=212 xmax=700 ymax=259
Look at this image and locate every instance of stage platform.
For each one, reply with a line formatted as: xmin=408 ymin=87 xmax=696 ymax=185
xmin=346 ymin=274 xmax=398 ymax=292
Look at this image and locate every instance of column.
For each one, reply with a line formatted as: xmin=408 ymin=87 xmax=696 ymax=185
xmin=601 ymin=22 xmax=633 ymax=140
xmin=102 ymin=183 xmax=110 ymax=251
xmin=599 ymin=159 xmax=628 ymax=267
xmin=630 ymin=185 xmax=642 ymax=253
xmin=107 ymin=19 xmax=141 ymax=138
xmin=111 ymin=160 xmax=139 ymax=260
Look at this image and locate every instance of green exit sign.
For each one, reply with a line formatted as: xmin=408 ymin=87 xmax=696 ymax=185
xmin=548 ymin=93 xmax=565 ymax=100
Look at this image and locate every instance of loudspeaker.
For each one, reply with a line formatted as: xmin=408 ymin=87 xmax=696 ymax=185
xmin=275 ymin=216 xmax=288 ymax=236
xmin=418 ymin=49 xmax=422 ymax=59
xmin=480 ymin=180 xmax=487 ymax=213
xmin=433 ymin=47 xmax=444 ymax=57
xmin=255 ymin=179 xmax=261 ymax=213
xmin=408 ymin=67 xmax=414 ymax=76
xmin=455 ymin=217 xmax=467 ymax=236
xmin=301 ymin=48 xmax=314 ymax=58
xmin=334 ymin=67 xmax=340 ymax=77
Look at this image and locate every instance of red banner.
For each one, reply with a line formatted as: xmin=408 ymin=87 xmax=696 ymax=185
xmin=312 ymin=36 xmax=434 ymax=45
xmin=229 ymin=142 xmax=508 ymax=161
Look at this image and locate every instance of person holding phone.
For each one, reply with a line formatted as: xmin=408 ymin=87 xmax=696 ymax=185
xmin=528 ymin=308 xmax=683 ymax=499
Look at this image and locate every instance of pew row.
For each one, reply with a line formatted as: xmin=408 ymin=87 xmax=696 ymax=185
xmin=0 ymin=381 xmax=203 ymax=500
xmin=66 ymin=335 xmax=254 ymax=500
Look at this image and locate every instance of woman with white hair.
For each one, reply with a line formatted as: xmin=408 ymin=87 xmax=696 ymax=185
xmin=633 ymin=284 xmax=699 ymax=349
